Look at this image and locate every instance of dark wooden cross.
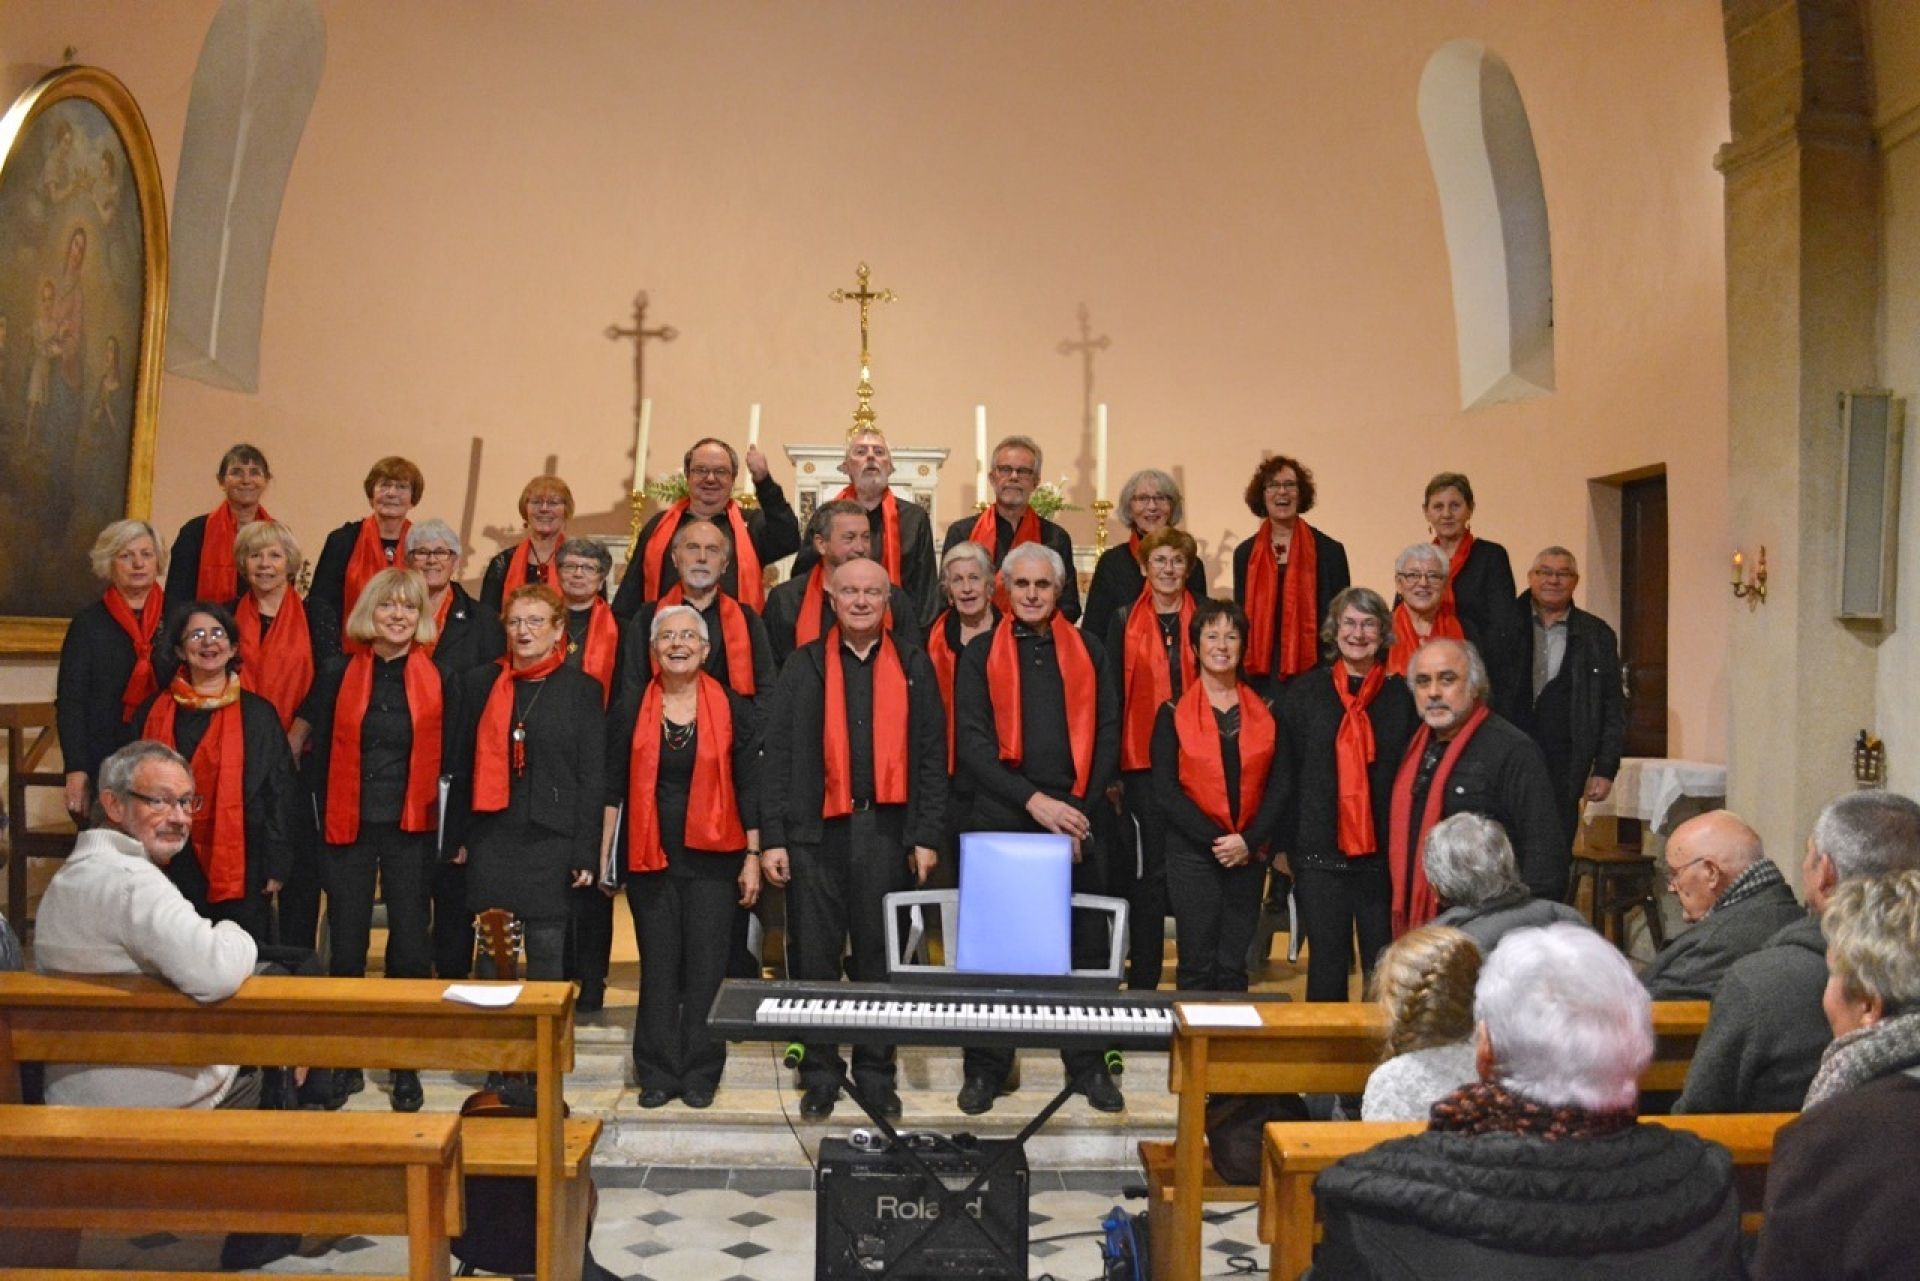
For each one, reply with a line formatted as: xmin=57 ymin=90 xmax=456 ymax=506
xmin=1058 ymin=302 xmax=1112 ymax=500
xmin=605 ymin=291 xmax=678 ymax=456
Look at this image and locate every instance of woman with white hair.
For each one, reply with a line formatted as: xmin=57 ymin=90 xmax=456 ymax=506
xmin=1310 ymin=923 xmax=1742 ymax=1278
xmin=1427 ymin=812 xmax=1586 ymax=954
xmin=1754 ymin=869 xmax=1920 ymax=1280
xmin=1081 ymin=468 xmax=1208 ymax=637
xmin=57 ymin=519 xmax=169 ymax=823
xmin=404 ymin=518 xmax=504 ymax=681
xmin=1383 ymin=542 xmax=1470 ymax=676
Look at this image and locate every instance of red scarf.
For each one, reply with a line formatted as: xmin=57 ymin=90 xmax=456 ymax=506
xmin=1174 ymin=680 xmax=1275 ymax=833
xmin=626 ymin=672 xmax=745 ymax=872
xmin=823 ymin=627 xmax=910 ymax=818
xmin=1332 ymin=662 xmax=1388 ymax=855
xmin=235 ymin=590 xmax=313 ymax=731
xmin=1243 ymin=519 xmax=1320 ymax=679
xmin=1385 ymin=600 xmax=1465 ymax=676
xmin=471 ymin=648 xmax=566 ymax=812
xmin=573 ymin=597 xmax=619 ymax=707
xmin=660 ymin=585 xmax=756 ymax=696
xmin=197 ymin=501 xmax=268 ymax=601
xmin=1120 ymin=589 xmax=1195 ymax=771
xmin=323 ymin=647 xmax=442 ymax=844
xmin=421 ymin=589 xmax=455 ymax=656
xmin=1438 ymin=529 xmax=1474 ymax=614
xmin=641 ymin=499 xmax=765 ymax=610
xmin=142 ymin=674 xmax=248 ymax=903
xmin=102 ymin=587 xmax=163 ymax=720
xmin=834 ymin=484 xmax=901 ymax=586
xmin=1387 ymin=703 xmax=1491 ymax=934
xmin=927 ymin=610 xmax=961 ymax=772
xmin=503 ymin=534 xmax=560 ymax=595
xmin=794 ymin=564 xmax=830 ymax=649
xmin=343 ymin=514 xmax=409 ymax=621
xmin=970 ymin=505 xmax=1042 ymax=611
xmin=985 ymin=613 xmax=1097 ymax=798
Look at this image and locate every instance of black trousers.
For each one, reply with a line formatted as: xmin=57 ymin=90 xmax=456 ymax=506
xmin=625 ymin=873 xmax=735 ymax=1092
xmin=566 ymin=884 xmax=614 ymax=997
xmin=430 ymin=860 xmax=474 ymax=979
xmin=786 ymin=808 xmax=912 ymax=1092
xmin=276 ymin=824 xmax=324 ymax=953
xmin=1293 ymin=859 xmax=1393 ymax=1002
xmin=1113 ymin=772 xmax=1168 ymax=991
xmin=1164 ymin=839 xmax=1266 ymax=992
xmin=322 ymin=823 xmax=434 ymax=980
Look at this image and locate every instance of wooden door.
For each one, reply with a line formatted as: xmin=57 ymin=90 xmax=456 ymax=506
xmin=1620 ymin=476 xmax=1668 ymax=757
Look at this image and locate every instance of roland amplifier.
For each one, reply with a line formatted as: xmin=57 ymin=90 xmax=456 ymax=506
xmin=815 ymin=1133 xmax=1029 ymax=1279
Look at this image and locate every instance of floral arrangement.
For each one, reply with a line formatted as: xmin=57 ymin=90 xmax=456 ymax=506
xmin=643 ymin=472 xmax=689 ymax=504
xmin=1029 ymin=476 xmax=1080 ymax=520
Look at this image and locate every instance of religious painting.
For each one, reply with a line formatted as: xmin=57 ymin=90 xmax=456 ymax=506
xmin=0 ymin=66 xmax=167 ymax=654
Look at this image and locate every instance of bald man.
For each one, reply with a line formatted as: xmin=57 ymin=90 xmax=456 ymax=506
xmin=1640 ymin=811 xmax=1803 ymax=1001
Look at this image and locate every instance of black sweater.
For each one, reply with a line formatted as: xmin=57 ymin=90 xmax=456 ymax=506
xmin=1280 ymin=665 xmax=1419 ymax=870
xmin=1148 ymin=693 xmax=1291 ymax=856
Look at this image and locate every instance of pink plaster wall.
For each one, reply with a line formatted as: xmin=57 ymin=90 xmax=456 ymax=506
xmin=0 ymin=0 xmax=1731 ymax=758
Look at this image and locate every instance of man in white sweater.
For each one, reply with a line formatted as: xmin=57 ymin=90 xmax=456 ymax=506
xmin=34 ymin=739 xmax=258 ymax=1107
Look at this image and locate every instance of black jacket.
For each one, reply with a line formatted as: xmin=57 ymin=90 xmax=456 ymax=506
xmin=1230 ymin=528 xmax=1352 ymax=683
xmin=761 ymin=575 xmax=923 ymax=669
xmin=1149 ymin=692 xmax=1291 ymax=856
xmin=1447 ymin=537 xmax=1521 ymax=707
xmin=1308 ymin=1124 xmax=1742 ymax=1279
xmin=309 ymin=518 xmax=403 ymax=635
xmin=164 ymin=511 xmax=246 ymax=614
xmin=759 ymin=637 xmax=947 ymax=851
xmin=302 ymin=650 xmax=461 ymax=851
xmin=610 ymin=476 xmax=803 ymax=618
xmin=940 ymin=510 xmax=1082 ymax=623
xmin=1082 ymin=540 xmax=1210 ymax=643
xmin=428 ymin=583 xmax=505 ymax=683
xmin=1506 ymin=594 xmax=1627 ymax=795
xmin=618 ymin=596 xmax=777 ymax=707
xmin=790 ymin=494 xmax=942 ymax=626
xmin=1406 ymin=712 xmax=1568 ymax=900
xmin=1280 ymin=665 xmax=1418 ymax=870
xmin=56 ymin=596 xmax=165 ymax=782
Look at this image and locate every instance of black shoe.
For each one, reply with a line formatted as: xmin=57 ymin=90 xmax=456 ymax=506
xmin=219 ymin=1232 xmax=300 ymax=1271
xmin=1080 ymin=1069 xmax=1125 ymax=1114
xmin=297 ymin=1068 xmax=339 ymax=1111
xmin=639 ymin=1087 xmax=675 ymax=1109
xmin=390 ymin=1070 xmax=423 ymax=1113
xmin=869 ymin=1085 xmax=903 ymax=1120
xmin=682 ymin=1085 xmax=715 ymax=1110
xmin=800 ymin=1084 xmax=838 ymax=1120
xmin=957 ymin=1075 xmax=1000 ymax=1116
xmin=332 ymin=1067 xmax=366 ymax=1108
xmin=576 ymin=983 xmax=605 ymax=1014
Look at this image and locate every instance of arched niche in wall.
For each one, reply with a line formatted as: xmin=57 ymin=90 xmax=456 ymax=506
xmin=165 ymin=0 xmax=325 ymax=393
xmin=1419 ymin=39 xmax=1554 ymax=411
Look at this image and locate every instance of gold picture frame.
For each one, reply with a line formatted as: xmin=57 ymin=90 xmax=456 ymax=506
xmin=0 ymin=65 xmax=168 ymax=654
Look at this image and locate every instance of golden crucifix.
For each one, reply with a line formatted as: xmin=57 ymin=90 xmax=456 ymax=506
xmin=829 ymin=261 xmax=896 ymax=436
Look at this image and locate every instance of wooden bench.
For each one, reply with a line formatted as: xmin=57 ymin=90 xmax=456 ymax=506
xmin=1257 ymin=1112 xmax=1795 ymax=1279
xmin=1143 ymin=999 xmax=1711 ymax=1280
xmin=0 ymin=972 xmax=597 ymax=1281
xmin=1 ymin=702 xmax=77 ymax=933
xmin=0 ymin=1103 xmax=462 ymax=1279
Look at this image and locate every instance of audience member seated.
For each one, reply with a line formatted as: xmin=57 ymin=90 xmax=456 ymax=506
xmin=1754 ymin=869 xmax=1920 ymax=1280
xmin=1427 ymin=811 xmax=1586 ymax=954
xmin=1642 ymin=810 xmax=1802 ymax=1000
xmin=1310 ymin=924 xmax=1742 ymax=1279
xmin=1359 ymin=925 xmax=1482 ymax=1121
xmin=1677 ymin=789 xmax=1920 ymax=1113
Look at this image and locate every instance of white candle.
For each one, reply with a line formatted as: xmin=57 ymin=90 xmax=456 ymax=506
xmin=975 ymin=405 xmax=989 ymax=497
xmin=1095 ymin=402 xmax=1109 ymax=498
xmin=748 ymin=402 xmax=762 ymax=450
xmin=635 ymin=398 xmax=652 ymax=486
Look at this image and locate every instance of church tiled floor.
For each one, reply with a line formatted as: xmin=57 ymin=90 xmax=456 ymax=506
xmin=73 ymin=1165 xmax=1272 ymax=1278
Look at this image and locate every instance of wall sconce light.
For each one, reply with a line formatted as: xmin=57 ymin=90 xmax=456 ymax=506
xmin=1732 ymin=546 xmax=1768 ymax=604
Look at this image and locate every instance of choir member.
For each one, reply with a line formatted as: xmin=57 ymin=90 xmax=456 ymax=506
xmin=58 ymin=519 xmax=167 ymax=822
xmin=1232 ymin=454 xmax=1351 ymax=692
xmin=790 ymin=428 xmax=940 ymax=624
xmin=303 ymin=568 xmax=450 ymax=1112
xmin=405 ymin=519 xmax=504 ymax=682
xmin=1391 ymin=639 xmax=1565 ymax=936
xmin=134 ymin=602 xmax=299 ymax=944
xmin=954 ymin=543 xmax=1121 ymax=1113
xmin=1151 ymin=599 xmax=1290 ymax=992
xmin=759 ymin=558 xmax=947 ymax=1121
xmin=310 ymin=456 xmax=425 ymax=630
xmin=1081 ymin=468 xmax=1208 ymax=635
xmin=617 ymin=519 xmax=777 ymax=706
xmin=764 ymin=500 xmax=921 ymax=668
xmin=1280 ymin=586 xmax=1418 ymax=1001
xmin=1422 ymin=472 xmax=1521 ymax=702
xmin=613 ymin=437 xmax=802 ymax=615
xmin=1384 ymin=543 xmax=1468 ymax=676
xmin=449 ymin=585 xmax=605 ymax=980
xmin=928 ymin=542 xmax=1000 ymax=847
xmin=605 ymin=605 xmax=760 ymax=1107
xmin=940 ymin=435 xmax=1082 ymax=623
xmin=555 ymin=538 xmax=620 ymax=706
xmin=1102 ymin=527 xmax=1202 ymax=992
xmin=165 ymin=443 xmax=273 ymax=613
xmin=480 ymin=475 xmax=573 ymax=612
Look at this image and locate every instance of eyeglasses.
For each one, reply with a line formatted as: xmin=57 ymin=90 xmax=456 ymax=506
xmin=184 ymin=626 xmax=229 ymax=643
xmin=1336 ymin=618 xmax=1383 ymax=634
xmin=1665 ymin=856 xmax=1711 ymax=890
xmin=1396 ymin=571 xmax=1445 ymax=585
xmin=655 ymin=629 xmax=703 ymax=645
xmin=408 ymin=547 xmax=455 ymax=562
xmin=558 ymin=561 xmax=603 ymax=575
xmin=1263 ymin=480 xmax=1300 ymax=494
xmin=526 ymin=496 xmax=568 ymax=510
xmin=125 ymin=788 xmax=205 ymax=816
xmin=687 ymin=465 xmax=734 ymax=481
xmin=1131 ymin=493 xmax=1172 ymax=506
xmin=1533 ymin=568 xmax=1576 ymax=581
xmin=504 ymin=616 xmax=554 ymax=632
xmin=991 ymin=465 xmax=1038 ymax=480
xmin=372 ymin=479 xmax=414 ymax=495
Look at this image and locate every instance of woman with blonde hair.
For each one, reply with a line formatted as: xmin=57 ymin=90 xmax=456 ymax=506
xmin=58 ymin=519 xmax=169 ymax=822
xmin=1360 ymin=924 xmax=1483 ymax=1120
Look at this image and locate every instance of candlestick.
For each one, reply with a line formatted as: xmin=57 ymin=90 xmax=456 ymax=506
xmin=1095 ymin=402 xmax=1109 ymax=498
xmin=748 ymin=402 xmax=761 ymax=450
xmin=1091 ymin=498 xmax=1114 ymax=554
xmin=975 ymin=405 xmax=989 ymax=501
xmin=635 ymin=397 xmax=652 ymax=484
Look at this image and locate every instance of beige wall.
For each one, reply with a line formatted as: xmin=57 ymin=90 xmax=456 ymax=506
xmin=0 ymin=1 xmax=1731 ymax=759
